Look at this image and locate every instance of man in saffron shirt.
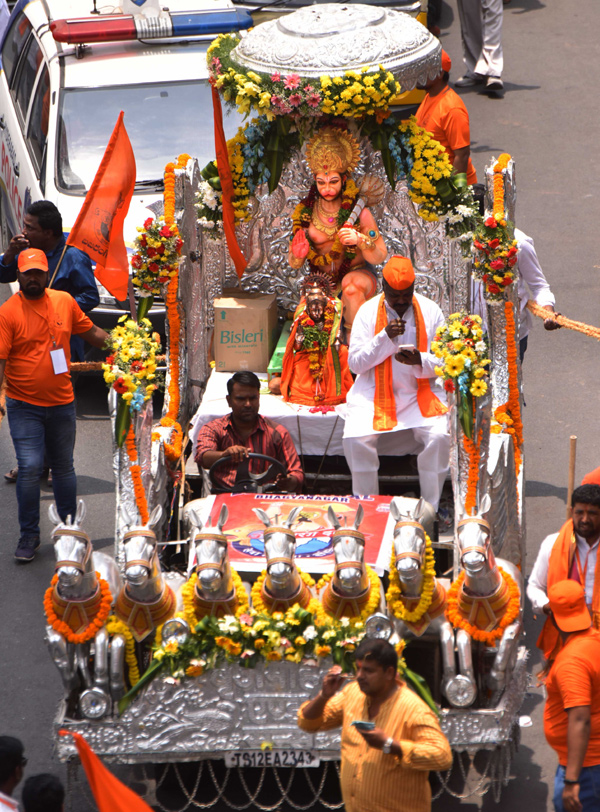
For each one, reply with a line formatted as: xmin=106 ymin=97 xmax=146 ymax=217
xmin=416 ymin=50 xmax=477 ymax=185
xmin=0 ymin=249 xmax=109 ymax=562
xmin=544 ymin=580 xmax=600 ymax=812
xmin=195 ymin=370 xmax=304 ymax=493
xmin=298 ymin=638 xmax=452 ymax=812
xmin=528 ymin=484 xmax=600 ymax=660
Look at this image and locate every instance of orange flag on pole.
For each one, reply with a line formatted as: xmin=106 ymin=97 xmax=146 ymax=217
xmin=59 ymin=730 xmax=154 ymax=812
xmin=67 ymin=111 xmax=136 ymax=301
xmin=212 ymin=85 xmax=246 ymax=278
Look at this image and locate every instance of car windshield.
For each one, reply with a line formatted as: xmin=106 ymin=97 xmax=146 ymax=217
xmin=57 ymin=80 xmax=243 ymax=194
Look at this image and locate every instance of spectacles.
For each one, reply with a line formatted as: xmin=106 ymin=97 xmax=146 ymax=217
xmin=21 ymin=758 xmax=27 ymax=767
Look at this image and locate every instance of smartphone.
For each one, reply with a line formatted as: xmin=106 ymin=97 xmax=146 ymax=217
xmin=351 ymin=721 xmax=375 ymax=731
xmin=397 ymin=344 xmax=416 ymax=352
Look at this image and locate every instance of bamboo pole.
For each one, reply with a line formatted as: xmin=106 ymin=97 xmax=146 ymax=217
xmin=566 ymin=435 xmax=577 ymax=518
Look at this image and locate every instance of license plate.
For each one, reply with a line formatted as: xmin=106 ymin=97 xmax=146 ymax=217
xmin=224 ymin=749 xmax=320 ymax=768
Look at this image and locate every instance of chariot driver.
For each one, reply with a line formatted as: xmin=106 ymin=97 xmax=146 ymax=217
xmin=271 ymin=274 xmax=353 ymax=406
xmin=288 ymin=127 xmax=387 ymax=331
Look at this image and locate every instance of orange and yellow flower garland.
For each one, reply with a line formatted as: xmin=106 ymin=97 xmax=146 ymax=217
xmin=156 ymin=157 xmax=185 ymax=464
xmin=125 ymin=424 xmax=149 ymax=524
xmin=316 ymin=565 xmax=381 ymax=622
xmin=463 ymin=427 xmax=483 ymax=517
xmin=386 ymin=535 xmax=436 ymax=623
xmin=446 ymin=567 xmax=520 ymax=647
xmin=492 ymin=153 xmax=511 ymax=219
xmin=44 ymin=574 xmax=112 ymax=645
xmin=504 ymin=300 xmax=523 ymax=476
xmin=105 ymin=616 xmax=141 ymax=686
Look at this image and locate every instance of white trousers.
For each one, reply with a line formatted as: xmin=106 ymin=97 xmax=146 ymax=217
xmin=457 ymin=0 xmax=503 ymax=79
xmin=343 ymin=422 xmax=450 ymax=510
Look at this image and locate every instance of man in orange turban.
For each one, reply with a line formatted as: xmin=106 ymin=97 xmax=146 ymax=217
xmin=341 ymin=256 xmax=450 ymax=510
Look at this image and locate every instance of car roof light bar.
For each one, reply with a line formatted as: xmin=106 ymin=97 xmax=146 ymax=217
xmin=50 ymin=8 xmax=252 ymax=44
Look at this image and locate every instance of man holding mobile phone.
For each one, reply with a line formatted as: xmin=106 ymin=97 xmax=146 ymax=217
xmin=341 ymin=255 xmax=450 ymax=511
xmin=297 ymin=638 xmax=452 ymax=811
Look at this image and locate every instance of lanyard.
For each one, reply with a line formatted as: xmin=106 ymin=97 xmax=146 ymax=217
xmin=19 ymin=292 xmax=58 ymax=348
xmin=575 ymin=546 xmax=591 ymax=585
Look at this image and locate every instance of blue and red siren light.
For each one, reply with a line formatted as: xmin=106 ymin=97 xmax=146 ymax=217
xmin=50 ymin=8 xmax=252 ymax=44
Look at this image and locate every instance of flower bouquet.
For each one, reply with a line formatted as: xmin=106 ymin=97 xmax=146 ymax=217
xmin=432 ymin=312 xmax=490 ymax=439
xmin=102 ymin=316 xmax=161 ymax=446
xmin=471 ymin=213 xmax=518 ymax=302
xmin=131 ymin=216 xmax=183 ymax=317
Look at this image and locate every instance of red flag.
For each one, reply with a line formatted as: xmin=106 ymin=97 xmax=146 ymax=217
xmin=212 ymin=86 xmax=246 ymax=278
xmin=59 ymin=730 xmax=154 ymax=812
xmin=67 ymin=112 xmax=136 ymax=300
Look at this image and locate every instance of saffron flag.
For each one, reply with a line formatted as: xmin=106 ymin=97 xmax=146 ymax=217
xmin=211 ymin=85 xmax=246 ymax=278
xmin=67 ymin=112 xmax=136 ymax=301
xmin=58 ymin=730 xmax=154 ymax=812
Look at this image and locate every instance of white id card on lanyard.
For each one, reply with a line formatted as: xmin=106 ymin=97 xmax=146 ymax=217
xmin=50 ymin=347 xmax=68 ymax=374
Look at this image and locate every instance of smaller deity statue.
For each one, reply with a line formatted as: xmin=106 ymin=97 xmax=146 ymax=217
xmin=271 ymin=274 xmax=354 ymax=406
xmin=288 ymin=126 xmax=387 ymax=331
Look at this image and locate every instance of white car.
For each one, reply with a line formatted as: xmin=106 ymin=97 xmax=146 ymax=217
xmin=0 ymin=0 xmax=249 ymax=323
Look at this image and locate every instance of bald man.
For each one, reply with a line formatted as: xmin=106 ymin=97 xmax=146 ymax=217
xmin=341 ymin=256 xmax=450 ymax=510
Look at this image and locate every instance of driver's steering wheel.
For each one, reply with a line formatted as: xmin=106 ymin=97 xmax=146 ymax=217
xmin=209 ymin=452 xmax=287 ymax=494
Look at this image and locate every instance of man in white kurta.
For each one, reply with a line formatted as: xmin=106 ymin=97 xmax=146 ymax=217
xmin=342 ymin=256 xmax=450 ymax=510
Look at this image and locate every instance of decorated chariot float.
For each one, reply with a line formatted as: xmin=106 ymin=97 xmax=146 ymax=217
xmin=47 ymin=4 xmax=529 ymax=807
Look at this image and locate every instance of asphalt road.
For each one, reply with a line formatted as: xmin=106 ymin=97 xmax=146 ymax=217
xmin=1 ymin=0 xmax=599 ymax=810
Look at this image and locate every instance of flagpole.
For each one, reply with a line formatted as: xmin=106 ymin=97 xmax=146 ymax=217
xmin=127 ymin=279 xmax=138 ymax=322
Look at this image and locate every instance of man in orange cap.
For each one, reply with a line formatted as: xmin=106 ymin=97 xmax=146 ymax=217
xmin=341 ymin=256 xmax=450 ymax=510
xmin=416 ymin=49 xmax=477 ymax=185
xmin=544 ymin=580 xmax=600 ymax=812
xmin=0 ymin=249 xmax=109 ymax=562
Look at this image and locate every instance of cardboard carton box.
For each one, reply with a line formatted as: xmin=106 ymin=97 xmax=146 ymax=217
xmin=213 ymin=292 xmax=279 ymax=373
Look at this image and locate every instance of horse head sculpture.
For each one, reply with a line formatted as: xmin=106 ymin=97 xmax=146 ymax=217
xmin=456 ymin=493 xmax=501 ymax=596
xmin=47 ymin=500 xmax=124 ymax=718
xmin=389 ymin=497 xmax=431 ymax=598
xmin=187 ymin=504 xmax=233 ymax=600
xmin=326 ymin=505 xmax=368 ymax=594
xmin=253 ymin=506 xmax=311 ymax=610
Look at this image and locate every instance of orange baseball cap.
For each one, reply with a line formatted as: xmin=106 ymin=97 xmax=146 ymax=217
xmin=441 ymin=49 xmax=452 ymax=73
xmin=18 ymin=248 xmax=48 ymax=273
xmin=382 ymin=255 xmax=415 ymax=291
xmin=548 ymin=580 xmax=591 ymax=632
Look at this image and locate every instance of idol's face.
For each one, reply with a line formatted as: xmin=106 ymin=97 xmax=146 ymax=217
xmin=315 ymin=172 xmax=343 ymax=202
xmin=306 ymin=290 xmax=327 ymax=322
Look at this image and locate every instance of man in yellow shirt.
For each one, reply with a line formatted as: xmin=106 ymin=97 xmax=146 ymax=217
xmin=297 ymin=639 xmax=452 ymax=812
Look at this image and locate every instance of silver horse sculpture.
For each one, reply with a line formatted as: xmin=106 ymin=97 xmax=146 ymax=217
xmin=46 ymin=500 xmax=126 ymax=718
xmin=323 ymin=505 xmax=383 ymax=616
xmin=389 ymin=497 xmax=459 ymax=701
xmin=116 ymin=505 xmax=183 ymax=646
xmin=253 ymin=506 xmax=308 ymax=608
xmin=456 ymin=493 xmax=523 ymax=705
xmin=184 ymin=503 xmax=245 ymax=617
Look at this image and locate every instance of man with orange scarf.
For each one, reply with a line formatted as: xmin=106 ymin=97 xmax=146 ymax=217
xmin=341 ymin=256 xmax=450 ymax=510
xmin=528 ymin=484 xmax=600 ymax=661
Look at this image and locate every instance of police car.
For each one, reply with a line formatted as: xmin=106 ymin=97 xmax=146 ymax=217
xmin=0 ymin=0 xmax=250 ymax=322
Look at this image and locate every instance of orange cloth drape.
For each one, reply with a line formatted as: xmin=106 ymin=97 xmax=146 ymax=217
xmin=212 ymin=86 xmax=246 ymax=278
xmin=373 ymin=295 xmax=447 ymax=431
xmin=58 ymin=730 xmax=154 ymax=812
xmin=67 ymin=111 xmax=135 ymax=301
xmin=537 ymin=519 xmax=600 ymax=660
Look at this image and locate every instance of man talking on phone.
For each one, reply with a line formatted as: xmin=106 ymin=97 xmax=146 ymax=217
xmin=341 ymin=255 xmax=450 ymax=511
xmin=297 ymin=638 xmax=452 ymax=812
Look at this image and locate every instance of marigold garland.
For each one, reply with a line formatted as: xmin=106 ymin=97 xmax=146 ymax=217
xmin=297 ymin=299 xmax=336 ymax=392
xmin=105 ymin=616 xmax=141 ymax=686
xmin=316 ymin=565 xmax=381 ymax=622
xmin=158 ymin=159 xmax=184 ymax=464
xmin=504 ymin=300 xmax=523 ymax=476
xmin=445 ymin=567 xmax=520 ymax=647
xmin=125 ymin=424 xmax=149 ymax=524
xmin=492 ymin=153 xmax=511 ymax=219
xmin=251 ymin=569 xmax=318 ymax=616
xmin=182 ymin=569 xmax=249 ymax=627
xmin=386 ymin=534 xmax=436 ymax=623
xmin=44 ymin=574 xmax=112 ymax=645
xmin=463 ymin=427 xmax=483 ymax=517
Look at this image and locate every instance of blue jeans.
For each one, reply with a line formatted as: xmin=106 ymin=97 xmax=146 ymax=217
xmin=554 ymin=764 xmax=600 ymax=811
xmin=6 ymin=397 xmax=77 ymax=540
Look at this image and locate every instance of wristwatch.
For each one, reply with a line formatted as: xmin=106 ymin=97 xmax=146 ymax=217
xmin=563 ymin=778 xmax=580 ymax=785
xmin=382 ymin=737 xmax=394 ymax=754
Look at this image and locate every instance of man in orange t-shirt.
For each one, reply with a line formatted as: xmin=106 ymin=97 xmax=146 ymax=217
xmin=0 ymin=248 xmax=108 ymax=562
xmin=416 ymin=50 xmax=477 ymax=185
xmin=544 ymin=580 xmax=600 ymax=812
